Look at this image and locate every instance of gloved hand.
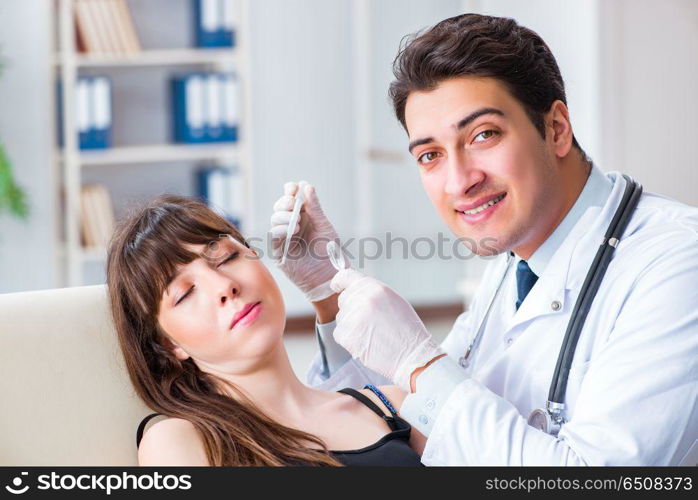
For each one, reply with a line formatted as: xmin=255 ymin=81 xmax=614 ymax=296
xmin=329 ymin=268 xmax=444 ymax=392
xmin=269 ymin=181 xmax=346 ymax=302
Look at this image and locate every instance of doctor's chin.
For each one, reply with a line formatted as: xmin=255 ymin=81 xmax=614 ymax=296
xmin=1 ymin=0 xmax=697 ymax=482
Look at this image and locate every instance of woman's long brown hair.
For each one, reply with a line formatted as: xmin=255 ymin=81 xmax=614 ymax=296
xmin=106 ymin=194 xmax=340 ymax=466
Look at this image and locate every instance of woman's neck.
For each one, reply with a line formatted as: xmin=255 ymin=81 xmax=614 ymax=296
xmin=201 ymin=341 xmax=334 ymax=425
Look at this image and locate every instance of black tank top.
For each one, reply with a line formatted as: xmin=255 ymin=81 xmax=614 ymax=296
xmin=136 ymin=384 xmax=422 ymax=466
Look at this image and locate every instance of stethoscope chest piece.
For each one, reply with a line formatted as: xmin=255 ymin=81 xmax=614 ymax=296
xmin=528 ymin=402 xmax=565 ymax=436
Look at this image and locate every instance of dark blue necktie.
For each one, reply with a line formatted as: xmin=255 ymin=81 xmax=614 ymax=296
xmin=515 ymin=260 xmax=538 ymax=310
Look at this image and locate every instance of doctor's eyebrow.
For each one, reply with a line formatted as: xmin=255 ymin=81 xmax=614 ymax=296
xmin=407 ymin=107 xmax=505 ymax=153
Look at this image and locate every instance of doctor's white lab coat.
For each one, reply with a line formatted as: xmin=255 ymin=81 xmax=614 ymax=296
xmin=306 ymin=172 xmax=698 ymax=465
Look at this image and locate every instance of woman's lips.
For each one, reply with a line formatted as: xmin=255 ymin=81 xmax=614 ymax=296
xmin=230 ymin=302 xmax=262 ymax=330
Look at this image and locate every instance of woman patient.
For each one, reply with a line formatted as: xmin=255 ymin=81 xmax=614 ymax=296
xmin=106 ymin=194 xmax=424 ymax=466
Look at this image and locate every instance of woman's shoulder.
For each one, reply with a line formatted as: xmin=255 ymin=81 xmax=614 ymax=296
xmin=138 ymin=417 xmax=209 ymax=466
xmin=358 ymin=385 xmax=408 ymax=414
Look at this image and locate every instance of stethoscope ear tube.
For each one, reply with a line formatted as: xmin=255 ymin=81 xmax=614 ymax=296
xmin=547 ymin=175 xmax=643 ymax=407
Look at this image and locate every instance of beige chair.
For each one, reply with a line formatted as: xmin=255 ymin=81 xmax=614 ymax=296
xmin=0 ymin=285 xmax=150 ymax=465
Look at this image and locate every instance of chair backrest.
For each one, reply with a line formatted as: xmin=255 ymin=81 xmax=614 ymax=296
xmin=0 ymin=284 xmax=150 ymax=465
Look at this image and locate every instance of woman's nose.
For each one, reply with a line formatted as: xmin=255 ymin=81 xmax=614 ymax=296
xmin=219 ymin=285 xmax=239 ymax=305
xmin=215 ymin=272 xmax=240 ymax=304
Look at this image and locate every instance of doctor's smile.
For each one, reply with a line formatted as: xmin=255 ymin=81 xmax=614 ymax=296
xmin=455 ymin=192 xmax=507 ymax=224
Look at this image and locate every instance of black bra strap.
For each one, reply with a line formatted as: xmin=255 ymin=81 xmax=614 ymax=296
xmin=338 ymin=388 xmax=398 ymax=431
xmin=136 ymin=412 xmax=163 ymax=448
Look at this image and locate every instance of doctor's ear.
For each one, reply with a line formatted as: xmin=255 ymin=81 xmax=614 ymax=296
xmin=545 ymin=100 xmax=573 ymax=159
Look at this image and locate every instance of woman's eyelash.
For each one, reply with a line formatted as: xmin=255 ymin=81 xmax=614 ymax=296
xmin=176 ymin=286 xmax=194 ymax=306
xmin=219 ymin=252 xmax=239 ymax=265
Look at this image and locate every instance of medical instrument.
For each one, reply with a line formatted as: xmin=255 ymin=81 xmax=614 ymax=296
xmin=280 ymin=181 xmax=308 ymax=265
xmin=326 ymin=240 xmax=347 ymax=271
xmin=458 ymin=175 xmax=643 ymax=436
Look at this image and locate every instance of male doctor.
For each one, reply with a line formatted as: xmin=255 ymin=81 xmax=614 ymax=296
xmin=269 ymin=14 xmax=698 ymax=465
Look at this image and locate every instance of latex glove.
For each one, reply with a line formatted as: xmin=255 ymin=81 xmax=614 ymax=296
xmin=269 ymin=181 xmax=346 ymax=302
xmin=329 ymin=269 xmax=444 ymax=392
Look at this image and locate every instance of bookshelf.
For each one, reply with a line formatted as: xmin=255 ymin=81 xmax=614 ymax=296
xmin=52 ymin=0 xmax=254 ymax=287
xmin=56 ymin=48 xmax=239 ymax=68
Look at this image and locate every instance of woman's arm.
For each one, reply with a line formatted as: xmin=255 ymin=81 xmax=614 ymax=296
xmin=138 ymin=418 xmax=209 ymax=466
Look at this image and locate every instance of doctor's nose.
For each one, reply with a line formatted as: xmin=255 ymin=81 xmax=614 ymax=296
xmin=444 ymin=158 xmax=485 ymax=197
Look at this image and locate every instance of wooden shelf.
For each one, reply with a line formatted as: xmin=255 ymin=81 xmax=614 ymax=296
xmin=58 ymin=143 xmax=240 ymax=166
xmin=55 ymin=48 xmax=238 ymax=68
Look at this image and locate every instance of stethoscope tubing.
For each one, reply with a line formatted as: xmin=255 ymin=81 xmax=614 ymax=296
xmin=548 ymin=175 xmax=643 ymax=404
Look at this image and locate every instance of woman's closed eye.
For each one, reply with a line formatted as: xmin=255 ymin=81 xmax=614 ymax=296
xmin=175 ymin=285 xmax=194 ymax=306
xmin=174 ymin=252 xmax=240 ymax=306
xmin=219 ymin=251 xmax=239 ymax=265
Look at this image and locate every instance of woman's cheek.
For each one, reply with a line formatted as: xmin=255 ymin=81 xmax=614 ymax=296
xmin=167 ymin=313 xmax=203 ymax=349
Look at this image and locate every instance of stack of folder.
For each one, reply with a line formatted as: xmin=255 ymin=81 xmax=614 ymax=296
xmin=171 ymin=73 xmax=239 ymax=144
xmin=194 ymin=0 xmax=237 ymax=48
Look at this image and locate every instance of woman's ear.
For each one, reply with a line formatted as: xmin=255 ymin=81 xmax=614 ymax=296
xmin=171 ymin=344 xmax=191 ymax=361
xmin=160 ymin=334 xmax=190 ymax=361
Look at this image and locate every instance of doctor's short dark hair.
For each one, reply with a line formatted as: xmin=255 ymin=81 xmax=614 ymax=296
xmin=389 ymin=13 xmax=585 ymax=154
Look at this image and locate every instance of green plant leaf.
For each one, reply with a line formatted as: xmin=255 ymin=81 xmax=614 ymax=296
xmin=0 ymin=142 xmax=30 ymax=220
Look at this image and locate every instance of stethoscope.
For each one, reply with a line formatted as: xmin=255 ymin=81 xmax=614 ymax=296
xmin=457 ymin=174 xmax=643 ymax=436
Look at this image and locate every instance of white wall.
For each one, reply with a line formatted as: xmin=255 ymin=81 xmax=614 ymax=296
xmin=600 ymin=0 xmax=698 ymax=206
xmin=0 ymin=0 xmax=55 ymax=293
xmin=246 ymin=0 xmax=357 ymax=314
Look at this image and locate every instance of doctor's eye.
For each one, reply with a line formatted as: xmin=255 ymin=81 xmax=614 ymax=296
xmin=417 ymin=151 xmax=441 ymax=165
xmin=473 ymin=129 xmax=500 ymax=143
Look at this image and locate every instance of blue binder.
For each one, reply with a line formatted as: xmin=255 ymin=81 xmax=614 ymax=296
xmin=196 ymin=165 xmax=243 ymax=227
xmin=56 ymin=76 xmax=111 ymax=150
xmin=193 ymin=0 xmax=235 ymax=48
xmin=204 ymin=73 xmax=224 ymax=142
xmin=220 ymin=73 xmax=239 ymax=142
xmin=88 ymin=76 xmax=112 ymax=150
xmin=171 ymin=74 xmax=208 ymax=143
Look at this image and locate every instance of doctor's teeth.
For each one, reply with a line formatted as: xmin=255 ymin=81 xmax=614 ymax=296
xmin=461 ymin=194 xmax=505 ymax=215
